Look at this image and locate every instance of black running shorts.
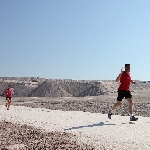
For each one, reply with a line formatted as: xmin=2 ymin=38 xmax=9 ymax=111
xmin=6 ymin=97 xmax=12 ymax=100
xmin=117 ymin=90 xmax=132 ymax=101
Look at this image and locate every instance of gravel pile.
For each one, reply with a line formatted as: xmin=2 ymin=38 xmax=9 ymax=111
xmin=0 ymin=120 xmax=95 ymax=150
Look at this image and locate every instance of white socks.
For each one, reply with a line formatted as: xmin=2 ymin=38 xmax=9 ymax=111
xmin=130 ymin=114 xmax=134 ymax=118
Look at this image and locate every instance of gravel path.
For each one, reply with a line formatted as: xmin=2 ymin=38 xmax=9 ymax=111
xmin=0 ymin=103 xmax=150 ymax=150
xmin=1 ymin=96 xmax=150 ymax=149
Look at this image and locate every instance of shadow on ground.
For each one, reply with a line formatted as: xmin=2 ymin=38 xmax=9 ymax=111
xmin=64 ymin=122 xmax=116 ymax=130
xmin=64 ymin=121 xmax=135 ymax=131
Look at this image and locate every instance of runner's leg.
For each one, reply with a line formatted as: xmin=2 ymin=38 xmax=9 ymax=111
xmin=112 ymin=101 xmax=122 ymax=110
xmin=127 ymin=98 xmax=138 ymax=121
xmin=7 ymin=98 xmax=11 ymax=110
xmin=108 ymin=90 xmax=123 ymax=119
xmin=5 ymin=98 xmax=8 ymax=107
xmin=127 ymin=98 xmax=133 ymax=114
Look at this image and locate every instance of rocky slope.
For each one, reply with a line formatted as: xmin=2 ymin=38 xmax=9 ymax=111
xmin=0 ymin=77 xmax=150 ymax=97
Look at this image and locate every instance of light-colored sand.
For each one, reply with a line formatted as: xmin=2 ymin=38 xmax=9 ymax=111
xmin=0 ymin=105 xmax=150 ymax=150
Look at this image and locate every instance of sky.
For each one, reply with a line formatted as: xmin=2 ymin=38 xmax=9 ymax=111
xmin=0 ymin=0 xmax=150 ymax=81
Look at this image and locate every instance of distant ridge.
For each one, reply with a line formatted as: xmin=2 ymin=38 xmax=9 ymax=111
xmin=0 ymin=77 xmax=149 ymax=97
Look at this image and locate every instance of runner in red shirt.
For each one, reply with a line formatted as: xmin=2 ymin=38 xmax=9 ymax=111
xmin=108 ymin=64 xmax=138 ymax=121
xmin=4 ymin=85 xmax=14 ymax=110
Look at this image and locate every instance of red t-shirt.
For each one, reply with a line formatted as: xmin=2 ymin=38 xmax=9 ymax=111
xmin=6 ymin=88 xmax=13 ymax=97
xmin=118 ymin=71 xmax=131 ymax=91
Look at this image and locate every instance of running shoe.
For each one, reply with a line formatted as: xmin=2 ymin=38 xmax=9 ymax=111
xmin=108 ymin=111 xmax=112 ymax=119
xmin=130 ymin=116 xmax=138 ymax=121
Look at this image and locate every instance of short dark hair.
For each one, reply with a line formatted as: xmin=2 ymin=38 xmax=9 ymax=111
xmin=125 ymin=64 xmax=130 ymax=67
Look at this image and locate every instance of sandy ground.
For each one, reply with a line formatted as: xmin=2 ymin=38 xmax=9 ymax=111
xmin=0 ymin=96 xmax=150 ymax=150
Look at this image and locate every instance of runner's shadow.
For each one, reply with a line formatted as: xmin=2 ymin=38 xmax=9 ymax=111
xmin=121 ymin=122 xmax=135 ymax=124
xmin=64 ymin=122 xmax=116 ymax=131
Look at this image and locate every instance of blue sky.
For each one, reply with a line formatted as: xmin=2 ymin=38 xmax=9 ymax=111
xmin=0 ymin=0 xmax=150 ymax=81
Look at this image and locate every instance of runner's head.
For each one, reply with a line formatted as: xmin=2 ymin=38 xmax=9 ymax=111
xmin=125 ymin=64 xmax=130 ymax=73
xmin=8 ymin=85 xmax=11 ymax=88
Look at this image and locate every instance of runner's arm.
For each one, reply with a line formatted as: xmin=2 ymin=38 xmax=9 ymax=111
xmin=3 ymin=89 xmax=7 ymax=94
xmin=116 ymin=74 xmax=122 ymax=82
xmin=116 ymin=68 xmax=124 ymax=82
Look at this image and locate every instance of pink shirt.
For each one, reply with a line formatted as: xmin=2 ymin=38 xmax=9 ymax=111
xmin=6 ymin=88 xmax=13 ymax=97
